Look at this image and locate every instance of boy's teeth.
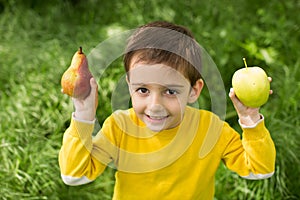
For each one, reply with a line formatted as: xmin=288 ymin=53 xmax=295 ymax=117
xmin=150 ymin=116 xmax=166 ymax=119
xmin=151 ymin=116 xmax=161 ymax=119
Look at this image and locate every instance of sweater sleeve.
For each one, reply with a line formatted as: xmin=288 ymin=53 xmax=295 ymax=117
xmin=59 ymin=116 xmax=108 ymax=186
xmin=222 ymin=119 xmax=276 ymax=180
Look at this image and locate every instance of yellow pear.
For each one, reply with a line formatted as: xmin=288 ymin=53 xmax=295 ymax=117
xmin=61 ymin=47 xmax=93 ymax=99
xmin=232 ymin=58 xmax=270 ymax=108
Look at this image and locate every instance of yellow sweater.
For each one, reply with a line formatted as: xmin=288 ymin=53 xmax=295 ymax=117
xmin=59 ymin=106 xmax=276 ymax=200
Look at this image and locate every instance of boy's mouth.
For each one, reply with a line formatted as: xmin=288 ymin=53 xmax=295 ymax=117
xmin=146 ymin=114 xmax=169 ymax=122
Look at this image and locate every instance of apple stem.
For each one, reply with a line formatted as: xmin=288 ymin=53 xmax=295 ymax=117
xmin=243 ymin=58 xmax=248 ymax=69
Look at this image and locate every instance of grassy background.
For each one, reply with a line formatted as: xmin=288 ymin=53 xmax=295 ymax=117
xmin=0 ymin=0 xmax=299 ymax=199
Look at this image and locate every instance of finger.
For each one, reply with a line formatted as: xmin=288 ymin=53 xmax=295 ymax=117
xmin=229 ymin=87 xmax=247 ymax=107
xmin=228 ymin=88 xmax=235 ymax=99
xmin=268 ymin=77 xmax=272 ymax=82
xmin=90 ymin=77 xmax=98 ymax=88
xmin=89 ymin=78 xmax=98 ymax=95
xmin=267 ymin=77 xmax=273 ymax=95
xmin=228 ymin=88 xmax=240 ymax=105
xmin=89 ymin=77 xmax=98 ymax=108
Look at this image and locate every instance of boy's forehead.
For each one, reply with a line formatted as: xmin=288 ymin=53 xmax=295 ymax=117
xmin=128 ymin=63 xmax=189 ymax=85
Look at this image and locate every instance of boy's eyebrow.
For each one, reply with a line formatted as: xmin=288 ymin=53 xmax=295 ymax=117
xmin=130 ymin=83 xmax=185 ymax=88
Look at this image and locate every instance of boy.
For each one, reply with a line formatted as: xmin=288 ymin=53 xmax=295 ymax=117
xmin=59 ymin=21 xmax=276 ymax=199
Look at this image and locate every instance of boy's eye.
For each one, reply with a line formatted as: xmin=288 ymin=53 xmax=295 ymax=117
xmin=137 ymin=88 xmax=149 ymax=94
xmin=165 ymin=89 xmax=178 ymax=95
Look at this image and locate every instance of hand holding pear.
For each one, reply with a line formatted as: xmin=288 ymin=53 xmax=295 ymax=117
xmin=61 ymin=47 xmax=93 ymax=99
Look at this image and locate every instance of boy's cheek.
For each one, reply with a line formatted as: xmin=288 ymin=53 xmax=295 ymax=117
xmin=131 ymin=98 xmax=143 ymax=109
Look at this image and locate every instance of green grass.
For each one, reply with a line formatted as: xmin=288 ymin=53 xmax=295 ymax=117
xmin=0 ymin=0 xmax=299 ymax=199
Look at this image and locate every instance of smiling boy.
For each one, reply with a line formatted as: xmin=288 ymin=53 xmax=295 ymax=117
xmin=127 ymin=63 xmax=203 ymax=132
xmin=59 ymin=21 xmax=276 ymax=199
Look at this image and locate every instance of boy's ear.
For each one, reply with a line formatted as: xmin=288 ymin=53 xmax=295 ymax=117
xmin=126 ymin=75 xmax=133 ymax=94
xmin=126 ymin=75 xmax=130 ymax=84
xmin=188 ymin=79 xmax=204 ymax=103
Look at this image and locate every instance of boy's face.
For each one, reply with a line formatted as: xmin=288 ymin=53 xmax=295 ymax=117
xmin=127 ymin=61 xmax=203 ymax=132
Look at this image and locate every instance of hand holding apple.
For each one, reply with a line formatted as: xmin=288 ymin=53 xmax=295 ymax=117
xmin=229 ymin=58 xmax=272 ymax=126
xmin=231 ymin=58 xmax=270 ymax=108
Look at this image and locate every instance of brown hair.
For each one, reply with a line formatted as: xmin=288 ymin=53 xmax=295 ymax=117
xmin=123 ymin=21 xmax=202 ymax=86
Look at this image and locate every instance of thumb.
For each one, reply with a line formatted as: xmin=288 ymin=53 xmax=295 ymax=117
xmin=229 ymin=88 xmax=242 ymax=107
xmin=90 ymin=77 xmax=98 ymax=108
xmin=90 ymin=77 xmax=98 ymax=91
xmin=228 ymin=88 xmax=236 ymax=101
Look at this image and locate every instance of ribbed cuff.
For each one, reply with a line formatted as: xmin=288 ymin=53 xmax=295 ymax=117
xmin=72 ymin=112 xmax=96 ymax=124
xmin=238 ymin=114 xmax=264 ymax=129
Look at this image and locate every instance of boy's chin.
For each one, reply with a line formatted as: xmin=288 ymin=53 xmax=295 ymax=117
xmin=146 ymin=124 xmax=166 ymax=132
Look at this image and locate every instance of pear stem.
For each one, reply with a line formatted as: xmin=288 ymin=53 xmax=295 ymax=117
xmin=79 ymin=46 xmax=83 ymax=54
xmin=243 ymin=58 xmax=248 ymax=69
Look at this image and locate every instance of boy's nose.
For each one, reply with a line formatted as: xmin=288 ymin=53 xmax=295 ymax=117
xmin=148 ymin=93 xmax=164 ymax=111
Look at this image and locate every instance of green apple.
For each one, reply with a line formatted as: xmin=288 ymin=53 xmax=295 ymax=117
xmin=232 ymin=58 xmax=270 ymax=108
